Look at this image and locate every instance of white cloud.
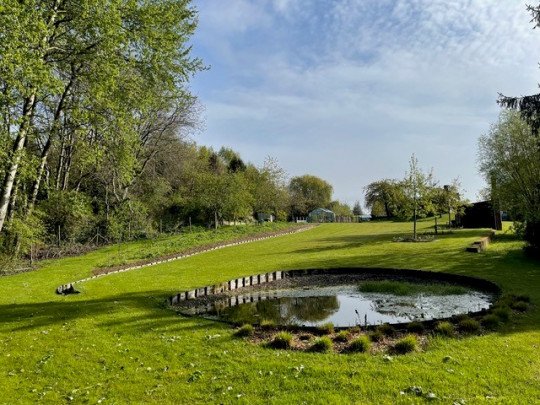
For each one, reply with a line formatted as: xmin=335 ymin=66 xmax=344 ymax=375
xmin=192 ymin=0 xmax=540 ymax=205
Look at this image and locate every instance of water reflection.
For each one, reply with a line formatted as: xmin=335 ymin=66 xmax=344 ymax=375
xmin=178 ymin=284 xmax=494 ymax=327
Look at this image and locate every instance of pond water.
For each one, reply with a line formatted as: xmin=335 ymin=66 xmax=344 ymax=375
xmin=181 ymin=284 xmax=494 ymax=327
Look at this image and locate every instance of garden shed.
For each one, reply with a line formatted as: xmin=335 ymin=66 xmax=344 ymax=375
xmin=308 ymin=208 xmax=335 ymax=223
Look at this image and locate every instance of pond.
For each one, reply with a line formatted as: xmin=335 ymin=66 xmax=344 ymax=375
xmin=177 ymin=277 xmax=496 ymax=327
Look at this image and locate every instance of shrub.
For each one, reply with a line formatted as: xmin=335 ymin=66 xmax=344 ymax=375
xmin=233 ymin=324 xmax=254 ymax=338
xmin=406 ymin=321 xmax=425 ymax=333
xmin=481 ymin=314 xmax=500 ymax=330
xmin=434 ymin=321 xmax=454 ymax=337
xmin=310 ymin=336 xmax=333 ymax=352
xmin=492 ymin=307 xmax=511 ymax=322
xmin=260 ymin=319 xmax=276 ymax=330
xmin=458 ymin=318 xmax=481 ymax=334
xmin=316 ymin=322 xmax=335 ymax=335
xmin=268 ymin=332 xmax=293 ymax=349
xmin=376 ymin=323 xmax=395 ymax=337
xmin=369 ymin=330 xmax=384 ymax=342
xmin=348 ymin=336 xmax=371 ymax=353
xmin=333 ymin=330 xmax=350 ymax=342
xmin=510 ymin=301 xmax=529 ymax=312
xmin=392 ymin=335 xmax=418 ymax=354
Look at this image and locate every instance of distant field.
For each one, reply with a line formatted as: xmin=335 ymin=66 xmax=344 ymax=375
xmin=0 ymin=221 xmax=538 ymax=404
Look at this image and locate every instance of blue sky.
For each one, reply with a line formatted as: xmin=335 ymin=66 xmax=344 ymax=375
xmin=189 ymin=0 xmax=539 ymax=206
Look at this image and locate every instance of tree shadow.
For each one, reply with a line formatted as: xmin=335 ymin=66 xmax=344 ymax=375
xmin=0 ymin=290 xmax=216 ymax=334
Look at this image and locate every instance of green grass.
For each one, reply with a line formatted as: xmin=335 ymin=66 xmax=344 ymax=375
xmin=0 ymin=221 xmax=539 ymax=403
xmin=358 ymin=280 xmax=469 ymax=296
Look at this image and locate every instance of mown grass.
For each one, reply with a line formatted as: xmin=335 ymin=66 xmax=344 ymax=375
xmin=358 ymin=280 xmax=469 ymax=296
xmin=0 ymin=221 xmax=539 ymax=403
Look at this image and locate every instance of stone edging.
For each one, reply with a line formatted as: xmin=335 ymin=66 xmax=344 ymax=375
xmin=55 ymin=225 xmax=316 ymax=294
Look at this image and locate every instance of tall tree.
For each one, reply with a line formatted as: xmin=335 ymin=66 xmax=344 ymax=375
xmin=288 ymin=175 xmax=333 ymax=217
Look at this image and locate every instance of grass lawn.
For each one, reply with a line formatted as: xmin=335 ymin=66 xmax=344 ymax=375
xmin=0 ymin=221 xmax=539 ymax=404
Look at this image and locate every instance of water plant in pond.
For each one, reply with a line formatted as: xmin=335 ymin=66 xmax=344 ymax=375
xmin=260 ymin=319 xmax=276 ymax=330
xmin=492 ymin=307 xmax=511 ymax=322
xmin=376 ymin=323 xmax=396 ymax=337
xmin=358 ymin=280 xmax=468 ymax=296
xmin=481 ymin=314 xmax=501 ymax=330
xmin=369 ymin=330 xmax=384 ymax=342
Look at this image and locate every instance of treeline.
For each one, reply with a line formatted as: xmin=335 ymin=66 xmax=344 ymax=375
xmin=364 ymin=156 xmax=464 ymax=238
xmin=0 ymin=1 xmax=356 ymax=257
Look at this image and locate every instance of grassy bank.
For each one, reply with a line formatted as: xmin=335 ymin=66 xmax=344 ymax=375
xmin=0 ymin=221 xmax=538 ymax=403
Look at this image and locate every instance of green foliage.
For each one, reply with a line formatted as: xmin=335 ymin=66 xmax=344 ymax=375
xmin=316 ymin=322 xmax=335 ymax=335
xmin=392 ymin=335 xmax=418 ymax=354
xmin=268 ymin=332 xmax=293 ymax=349
xmin=492 ymin=307 xmax=511 ymax=322
xmin=106 ymin=201 xmax=153 ymax=242
xmin=348 ymin=336 xmax=371 ymax=353
xmin=368 ymin=330 xmax=384 ymax=342
xmin=333 ymin=330 xmax=350 ymax=342
xmin=406 ymin=321 xmax=425 ymax=333
xmin=40 ymin=191 xmax=94 ymax=243
xmin=434 ymin=321 xmax=454 ymax=337
xmin=376 ymin=324 xmax=395 ymax=337
xmin=457 ymin=318 xmax=481 ymax=334
xmin=260 ymin=319 xmax=276 ymax=330
xmin=358 ymin=280 xmax=468 ymax=296
xmin=479 ymin=111 xmax=540 ymax=254
xmin=310 ymin=336 xmax=333 ymax=353
xmin=481 ymin=314 xmax=501 ymax=330
xmin=510 ymin=301 xmax=529 ymax=312
xmin=233 ymin=324 xmax=254 ymax=338
xmin=289 ymin=175 xmax=333 ymax=217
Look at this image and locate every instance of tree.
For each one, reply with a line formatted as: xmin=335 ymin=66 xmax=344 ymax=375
xmin=498 ymin=5 xmax=540 ymax=132
xmin=352 ymin=201 xmax=363 ymax=216
xmin=328 ymin=201 xmax=352 ymax=217
xmin=402 ymin=155 xmax=435 ymax=240
xmin=364 ymin=180 xmax=404 ymax=218
xmin=479 ymin=111 xmax=540 ymax=254
xmin=288 ymin=175 xmax=333 ymax=217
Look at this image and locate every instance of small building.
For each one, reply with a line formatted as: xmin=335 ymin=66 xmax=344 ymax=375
xmin=256 ymin=212 xmax=274 ymax=223
xmin=456 ymin=201 xmax=502 ymax=230
xmin=308 ymin=208 xmax=335 ymax=223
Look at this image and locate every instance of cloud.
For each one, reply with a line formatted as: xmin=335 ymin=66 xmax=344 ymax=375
xmin=192 ymin=0 xmax=540 ymax=205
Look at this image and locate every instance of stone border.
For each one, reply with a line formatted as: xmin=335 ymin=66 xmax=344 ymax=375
xmin=168 ymin=267 xmax=502 ymax=312
xmin=466 ymin=230 xmax=496 ymax=253
xmin=55 ymin=225 xmax=315 ymax=294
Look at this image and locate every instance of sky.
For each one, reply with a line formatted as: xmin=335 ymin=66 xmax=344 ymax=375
xmin=188 ymin=0 xmax=539 ymax=207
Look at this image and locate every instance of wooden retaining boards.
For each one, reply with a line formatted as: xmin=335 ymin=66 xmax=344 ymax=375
xmin=55 ymin=225 xmax=314 ymax=294
xmin=466 ymin=230 xmax=496 ymax=253
xmin=168 ymin=267 xmax=502 ymax=307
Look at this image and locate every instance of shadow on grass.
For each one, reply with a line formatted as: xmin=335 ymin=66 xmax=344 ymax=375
xmin=0 ymin=290 xmax=216 ymax=334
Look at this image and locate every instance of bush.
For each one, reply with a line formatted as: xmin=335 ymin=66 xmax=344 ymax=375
xmin=392 ymin=335 xmax=418 ymax=354
xmin=348 ymin=336 xmax=371 ymax=353
xmin=458 ymin=318 xmax=481 ymax=334
xmin=369 ymin=330 xmax=384 ymax=342
xmin=434 ymin=321 xmax=454 ymax=337
xmin=310 ymin=336 xmax=333 ymax=352
xmin=492 ymin=307 xmax=511 ymax=322
xmin=233 ymin=324 xmax=254 ymax=338
xmin=510 ymin=301 xmax=529 ymax=312
xmin=268 ymin=332 xmax=293 ymax=349
xmin=260 ymin=319 xmax=276 ymax=330
xmin=376 ymin=323 xmax=395 ymax=337
xmin=406 ymin=321 xmax=425 ymax=333
xmin=333 ymin=330 xmax=350 ymax=342
xmin=316 ymin=322 xmax=335 ymax=335
xmin=481 ymin=314 xmax=500 ymax=330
